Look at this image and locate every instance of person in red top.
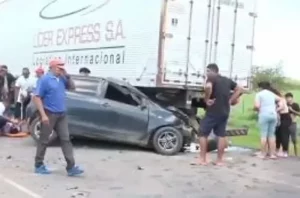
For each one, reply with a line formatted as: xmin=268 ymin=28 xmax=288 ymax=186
xmin=35 ymin=66 xmax=45 ymax=78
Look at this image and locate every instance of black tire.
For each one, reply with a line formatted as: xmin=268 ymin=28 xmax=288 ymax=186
xmin=29 ymin=116 xmax=57 ymax=144
xmin=152 ymin=126 xmax=183 ymax=155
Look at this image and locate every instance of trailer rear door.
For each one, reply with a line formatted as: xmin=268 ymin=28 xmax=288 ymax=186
xmin=160 ymin=0 xmax=257 ymax=88
xmin=161 ymin=0 xmax=205 ymax=87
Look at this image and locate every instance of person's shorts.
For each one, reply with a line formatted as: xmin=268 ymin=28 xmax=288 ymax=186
xmin=258 ymin=113 xmax=277 ymax=138
xmin=290 ymin=122 xmax=297 ymax=144
xmin=199 ymin=114 xmax=228 ymax=137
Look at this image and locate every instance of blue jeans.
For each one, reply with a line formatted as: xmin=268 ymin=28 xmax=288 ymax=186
xmin=258 ymin=113 xmax=277 ymax=138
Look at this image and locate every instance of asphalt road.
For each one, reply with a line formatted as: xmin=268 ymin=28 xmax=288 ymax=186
xmin=0 ymin=137 xmax=300 ymax=198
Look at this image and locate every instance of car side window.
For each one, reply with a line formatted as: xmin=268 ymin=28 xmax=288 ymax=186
xmin=104 ymin=84 xmax=139 ymax=106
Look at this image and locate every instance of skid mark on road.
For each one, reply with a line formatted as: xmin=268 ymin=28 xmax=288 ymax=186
xmin=0 ymin=173 xmax=42 ymax=198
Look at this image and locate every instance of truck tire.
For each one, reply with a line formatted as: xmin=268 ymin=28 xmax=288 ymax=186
xmin=29 ymin=116 xmax=57 ymax=144
xmin=152 ymin=127 xmax=183 ymax=155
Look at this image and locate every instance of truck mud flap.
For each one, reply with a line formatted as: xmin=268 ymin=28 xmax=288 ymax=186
xmin=226 ymin=128 xmax=248 ymax=136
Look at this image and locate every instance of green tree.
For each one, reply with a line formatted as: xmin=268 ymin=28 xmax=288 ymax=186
xmin=251 ymin=62 xmax=285 ymax=90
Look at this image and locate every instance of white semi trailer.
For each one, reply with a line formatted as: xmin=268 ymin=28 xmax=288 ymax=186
xmin=0 ymin=0 xmax=257 ymax=125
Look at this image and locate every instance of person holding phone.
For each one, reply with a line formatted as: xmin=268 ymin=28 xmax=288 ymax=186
xmin=33 ymin=59 xmax=84 ymax=176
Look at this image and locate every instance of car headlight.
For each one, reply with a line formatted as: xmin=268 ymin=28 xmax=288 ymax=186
xmin=164 ymin=115 xmax=177 ymax=123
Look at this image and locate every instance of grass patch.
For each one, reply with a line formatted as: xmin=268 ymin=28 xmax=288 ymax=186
xmin=230 ymin=90 xmax=300 ymax=154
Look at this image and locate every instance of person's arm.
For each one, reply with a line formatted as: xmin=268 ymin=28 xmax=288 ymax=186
xmin=65 ymin=75 xmax=75 ymax=91
xmin=14 ymin=77 xmax=21 ymax=103
xmin=61 ymin=72 xmax=75 ymax=91
xmin=8 ymin=73 xmax=16 ymax=90
xmin=289 ymin=103 xmax=300 ymax=116
xmin=0 ymin=115 xmax=17 ymax=124
xmin=33 ymin=77 xmax=47 ymax=118
xmin=275 ymin=96 xmax=284 ymax=112
xmin=204 ymin=81 xmax=213 ymax=103
xmin=254 ymin=93 xmax=260 ymax=111
xmin=229 ymin=79 xmax=243 ymax=103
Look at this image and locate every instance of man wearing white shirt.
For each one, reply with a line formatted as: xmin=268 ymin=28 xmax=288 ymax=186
xmin=14 ymin=68 xmax=36 ymax=120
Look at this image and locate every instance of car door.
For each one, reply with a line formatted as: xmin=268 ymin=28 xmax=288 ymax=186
xmin=67 ymin=80 xmax=118 ymax=140
xmin=110 ymin=93 xmax=149 ymax=143
xmin=84 ymin=98 xmax=120 ymax=140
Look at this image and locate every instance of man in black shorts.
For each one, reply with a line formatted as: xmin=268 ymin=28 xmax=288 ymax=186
xmin=199 ymin=63 xmax=243 ymax=165
xmin=285 ymin=92 xmax=300 ymax=156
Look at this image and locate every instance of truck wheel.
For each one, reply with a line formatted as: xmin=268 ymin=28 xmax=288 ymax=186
xmin=152 ymin=127 xmax=183 ymax=155
xmin=30 ymin=116 xmax=57 ymax=144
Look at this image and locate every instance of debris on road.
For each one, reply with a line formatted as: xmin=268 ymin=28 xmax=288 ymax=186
xmin=66 ymin=186 xmax=79 ymax=190
xmin=70 ymin=191 xmax=90 ymax=198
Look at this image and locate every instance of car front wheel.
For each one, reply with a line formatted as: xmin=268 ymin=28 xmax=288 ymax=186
xmin=30 ymin=116 xmax=57 ymax=144
xmin=152 ymin=126 xmax=183 ymax=155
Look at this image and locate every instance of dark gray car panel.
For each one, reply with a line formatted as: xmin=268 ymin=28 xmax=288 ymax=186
xmin=66 ymin=93 xmax=118 ymax=140
xmin=112 ymin=100 xmax=149 ymax=144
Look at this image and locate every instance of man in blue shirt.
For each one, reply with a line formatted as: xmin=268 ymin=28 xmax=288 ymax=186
xmin=33 ymin=59 xmax=84 ymax=176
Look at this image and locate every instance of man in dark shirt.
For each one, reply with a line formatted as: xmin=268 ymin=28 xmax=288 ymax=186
xmin=285 ymin=92 xmax=300 ymax=156
xmin=0 ymin=65 xmax=16 ymax=104
xmin=199 ymin=63 xmax=243 ymax=165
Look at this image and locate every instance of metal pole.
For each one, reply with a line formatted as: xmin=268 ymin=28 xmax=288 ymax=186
xmin=185 ymin=0 xmax=194 ymax=89
xmin=249 ymin=10 xmax=257 ymax=90
xmin=229 ymin=0 xmax=238 ymax=79
xmin=213 ymin=0 xmax=221 ymax=62
xmin=208 ymin=0 xmax=217 ymax=63
xmin=184 ymin=0 xmax=194 ymax=107
xmin=203 ymin=0 xmax=212 ymax=79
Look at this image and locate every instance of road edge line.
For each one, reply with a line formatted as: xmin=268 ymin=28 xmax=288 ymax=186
xmin=0 ymin=173 xmax=42 ymax=198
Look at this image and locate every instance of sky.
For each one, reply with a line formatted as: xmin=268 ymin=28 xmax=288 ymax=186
xmin=254 ymin=0 xmax=300 ymax=79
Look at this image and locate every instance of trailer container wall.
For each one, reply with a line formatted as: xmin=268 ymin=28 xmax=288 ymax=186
xmin=0 ymin=0 xmax=163 ymax=87
xmin=0 ymin=0 xmax=256 ymax=88
xmin=161 ymin=0 xmax=257 ymax=87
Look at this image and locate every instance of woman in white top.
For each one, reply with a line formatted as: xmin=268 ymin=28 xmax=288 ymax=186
xmin=254 ymin=82 xmax=283 ymax=159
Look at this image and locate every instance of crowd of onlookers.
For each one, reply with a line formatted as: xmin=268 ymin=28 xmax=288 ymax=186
xmin=255 ymin=81 xmax=299 ymax=158
xmin=0 ymin=64 xmax=91 ymax=135
xmin=0 ymin=63 xmax=298 ymax=159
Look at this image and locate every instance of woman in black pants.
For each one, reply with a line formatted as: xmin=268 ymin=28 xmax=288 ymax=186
xmin=276 ymin=112 xmax=292 ymax=157
xmin=269 ymin=87 xmax=291 ymax=157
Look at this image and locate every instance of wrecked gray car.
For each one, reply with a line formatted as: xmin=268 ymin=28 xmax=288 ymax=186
xmin=27 ymin=77 xmax=195 ymax=155
xmin=27 ymin=76 xmax=248 ymax=155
